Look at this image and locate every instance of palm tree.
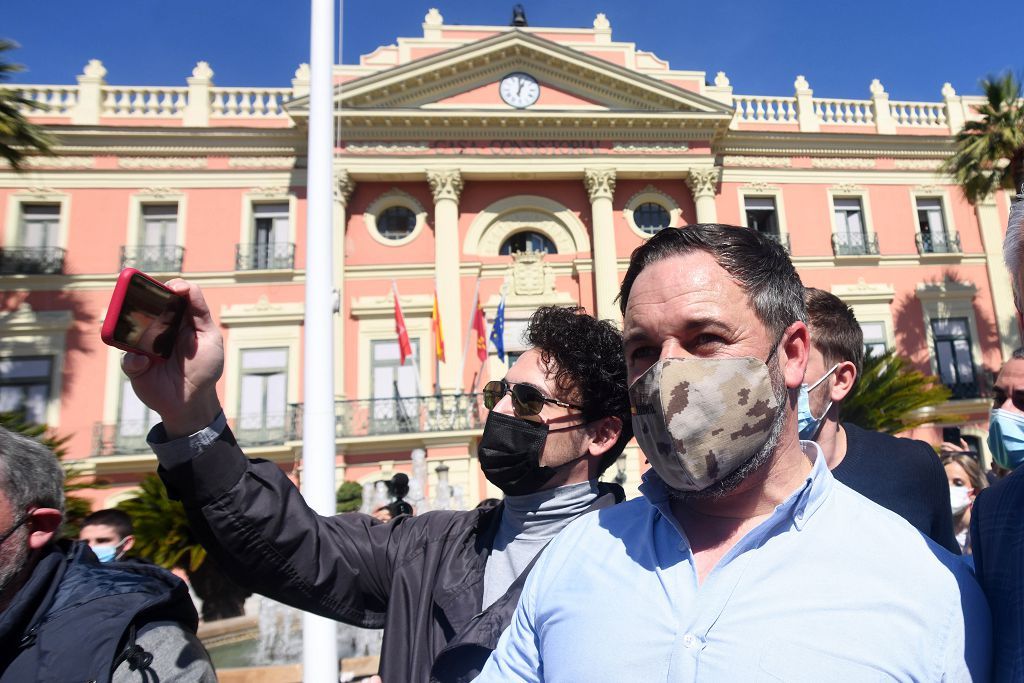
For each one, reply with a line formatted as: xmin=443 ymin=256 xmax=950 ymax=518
xmin=839 ymin=349 xmax=953 ymax=434
xmin=0 ymin=39 xmax=53 ymax=170
xmin=942 ymin=71 xmax=1024 ymax=203
xmin=118 ymin=475 xmax=252 ymax=621
xmin=0 ymin=410 xmax=92 ymax=538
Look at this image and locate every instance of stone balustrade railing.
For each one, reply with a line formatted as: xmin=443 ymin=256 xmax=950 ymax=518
xmin=889 ymin=99 xmax=948 ymax=127
xmin=210 ymin=87 xmax=292 ymax=117
xmin=814 ymin=97 xmax=876 ymax=125
xmin=14 ymin=85 xmax=79 ymax=116
xmin=733 ymin=94 xmax=797 ymax=124
xmin=102 ymin=86 xmax=189 ymax=117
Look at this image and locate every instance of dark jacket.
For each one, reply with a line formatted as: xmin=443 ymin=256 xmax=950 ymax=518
xmin=158 ymin=426 xmax=623 ymax=683
xmin=971 ymin=466 xmax=1024 ymax=682
xmin=832 ymin=422 xmax=960 ymax=554
xmin=0 ymin=540 xmax=199 ymax=683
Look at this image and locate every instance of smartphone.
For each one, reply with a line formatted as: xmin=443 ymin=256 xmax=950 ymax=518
xmin=942 ymin=426 xmax=962 ymax=444
xmin=101 ymin=268 xmax=186 ymax=360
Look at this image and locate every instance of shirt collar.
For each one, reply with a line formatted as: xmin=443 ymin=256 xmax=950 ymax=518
xmin=639 ymin=439 xmax=833 ymax=534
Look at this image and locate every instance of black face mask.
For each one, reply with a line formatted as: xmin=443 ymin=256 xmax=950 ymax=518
xmin=478 ymin=411 xmax=558 ymax=496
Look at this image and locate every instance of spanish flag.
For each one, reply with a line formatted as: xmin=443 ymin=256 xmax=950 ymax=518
xmin=432 ymin=289 xmax=446 ymax=363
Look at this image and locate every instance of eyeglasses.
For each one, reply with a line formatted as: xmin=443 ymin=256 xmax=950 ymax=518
xmin=482 ymin=379 xmax=584 ymax=417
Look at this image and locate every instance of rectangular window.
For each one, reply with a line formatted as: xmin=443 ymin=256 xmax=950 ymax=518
xmin=20 ymin=204 xmax=60 ymax=248
xmin=860 ymin=321 xmax=888 ymax=359
xmin=744 ymin=197 xmax=779 ymax=237
xmin=135 ymin=204 xmax=180 ymax=271
xmin=931 ymin=318 xmax=977 ymax=399
xmin=371 ymin=339 xmax=420 ymax=434
xmin=252 ymin=203 xmax=290 ymax=269
xmin=833 ymin=197 xmax=868 ymax=255
xmin=916 ymin=198 xmax=949 ymax=253
xmin=238 ymin=348 xmax=288 ymax=443
xmin=0 ymin=356 xmax=53 ymax=425
xmin=116 ymin=378 xmax=160 ymax=452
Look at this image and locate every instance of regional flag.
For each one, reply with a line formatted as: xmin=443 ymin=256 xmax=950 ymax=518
xmin=392 ymin=281 xmax=412 ymax=366
xmin=472 ymin=305 xmax=488 ymax=362
xmin=489 ymin=295 xmax=506 ymax=362
xmin=432 ymin=289 xmax=446 ymax=363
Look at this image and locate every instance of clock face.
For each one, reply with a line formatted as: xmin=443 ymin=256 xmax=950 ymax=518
xmin=499 ymin=72 xmax=540 ymax=109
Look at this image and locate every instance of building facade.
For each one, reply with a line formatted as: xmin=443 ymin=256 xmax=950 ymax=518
xmin=1 ymin=10 xmax=1018 ymax=508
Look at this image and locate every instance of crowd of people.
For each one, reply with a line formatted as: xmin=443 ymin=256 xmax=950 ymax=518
xmin=1 ymin=195 xmax=1023 ymax=681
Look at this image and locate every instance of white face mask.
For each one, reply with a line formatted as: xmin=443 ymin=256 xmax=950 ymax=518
xmin=949 ymin=485 xmax=972 ymax=515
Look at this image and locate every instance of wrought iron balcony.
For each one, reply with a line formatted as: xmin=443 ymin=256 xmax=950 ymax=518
xmin=0 ymin=246 xmax=66 ymax=275
xmin=286 ymin=393 xmax=487 ymax=441
xmin=944 ymin=380 xmax=981 ymax=400
xmin=120 ymin=244 xmax=185 ymax=272
xmin=831 ymin=232 xmax=879 ymax=257
xmin=916 ymin=231 xmax=962 ymax=255
xmin=235 ymin=242 xmax=295 ymax=271
xmin=92 ymin=421 xmax=157 ymax=456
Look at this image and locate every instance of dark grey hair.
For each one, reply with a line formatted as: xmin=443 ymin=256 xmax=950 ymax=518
xmin=618 ymin=224 xmax=807 ymax=340
xmin=0 ymin=426 xmax=65 ymax=514
xmin=1006 ymin=194 xmax=1024 ymax=303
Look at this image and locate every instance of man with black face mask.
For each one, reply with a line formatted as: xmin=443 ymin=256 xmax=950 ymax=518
xmin=478 ymin=224 xmax=991 ymax=682
xmin=122 ymin=294 xmax=631 ymax=683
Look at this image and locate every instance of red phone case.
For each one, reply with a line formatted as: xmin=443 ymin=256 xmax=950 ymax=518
xmin=101 ymin=268 xmax=183 ymax=360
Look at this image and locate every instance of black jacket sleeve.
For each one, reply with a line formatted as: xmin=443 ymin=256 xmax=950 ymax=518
xmin=920 ymin=440 xmax=961 ymax=555
xmin=158 ymin=427 xmax=410 ymax=628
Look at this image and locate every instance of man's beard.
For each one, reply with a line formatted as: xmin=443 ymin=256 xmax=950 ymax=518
xmin=671 ymin=354 xmax=790 ymax=502
xmin=0 ymin=525 xmax=29 ymax=598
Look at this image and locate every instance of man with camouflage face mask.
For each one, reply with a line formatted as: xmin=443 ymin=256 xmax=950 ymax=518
xmin=479 ymin=224 xmax=991 ymax=682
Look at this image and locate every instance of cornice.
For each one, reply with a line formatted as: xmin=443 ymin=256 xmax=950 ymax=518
xmin=717 ymin=130 xmax=955 ymax=158
xmin=40 ymin=126 xmax=305 ymax=155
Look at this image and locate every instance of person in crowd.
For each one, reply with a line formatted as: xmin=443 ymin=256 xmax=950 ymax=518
xmin=122 ymin=299 xmax=631 ymax=683
xmin=478 ymin=224 xmax=989 ymax=682
xmin=371 ymin=505 xmax=393 ymax=523
xmin=79 ymin=508 xmax=135 ymax=562
xmin=972 ymin=192 xmax=1024 ymax=681
xmin=801 ymin=287 xmax=959 ymax=552
xmin=942 ymin=452 xmax=987 ymax=555
xmin=0 ymin=426 xmax=215 ymax=682
xmin=475 ymin=498 xmax=502 ymax=510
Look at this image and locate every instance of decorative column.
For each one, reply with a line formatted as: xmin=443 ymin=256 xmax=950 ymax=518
xmin=427 ymin=170 xmax=464 ymax=393
xmin=975 ymin=195 xmax=1021 ymax=358
xmin=686 ymin=168 xmax=721 ymax=224
xmin=333 ymin=170 xmax=355 ymax=398
xmin=71 ymin=60 xmax=106 ymax=125
xmin=870 ymin=79 xmax=895 ymax=134
xmin=183 ymin=62 xmax=213 ymax=127
xmin=584 ymin=169 xmax=620 ymax=323
xmin=793 ymin=75 xmax=819 ymax=133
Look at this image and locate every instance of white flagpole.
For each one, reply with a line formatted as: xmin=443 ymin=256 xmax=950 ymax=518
xmin=458 ymin=277 xmax=482 ymax=393
xmin=302 ymin=0 xmax=337 ymax=678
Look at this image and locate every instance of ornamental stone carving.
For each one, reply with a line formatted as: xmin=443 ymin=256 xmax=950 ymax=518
xmin=722 ymin=155 xmax=791 ymax=168
xmin=811 ymin=157 xmax=875 ymax=169
xmin=427 ymin=170 xmax=463 ymax=203
xmin=118 ymin=157 xmax=206 ymax=169
xmin=334 ymin=171 xmax=356 ymax=205
xmin=511 ymin=250 xmax=556 ymax=297
xmin=685 ymin=168 xmax=720 ymax=198
xmin=583 ymin=169 xmax=616 ymax=202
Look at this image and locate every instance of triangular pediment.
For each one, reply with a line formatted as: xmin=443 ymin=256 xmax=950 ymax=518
xmin=289 ymin=31 xmax=732 ymax=118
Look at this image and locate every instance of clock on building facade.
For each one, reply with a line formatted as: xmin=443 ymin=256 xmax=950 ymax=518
xmin=499 ymin=72 xmax=540 ymax=108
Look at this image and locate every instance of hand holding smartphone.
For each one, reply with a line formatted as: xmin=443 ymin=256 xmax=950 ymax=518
xmin=101 ymin=268 xmax=187 ymax=360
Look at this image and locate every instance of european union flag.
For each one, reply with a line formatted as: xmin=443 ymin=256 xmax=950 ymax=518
xmin=489 ymin=295 xmax=506 ymax=362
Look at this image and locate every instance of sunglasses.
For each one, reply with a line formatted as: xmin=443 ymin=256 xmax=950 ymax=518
xmin=482 ymin=379 xmax=584 ymax=416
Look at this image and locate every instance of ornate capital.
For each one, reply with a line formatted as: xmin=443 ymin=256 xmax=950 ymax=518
xmin=584 ymin=169 xmax=616 ymax=202
xmin=685 ymin=168 xmax=720 ymax=199
xmin=427 ymin=169 xmax=463 ymax=203
xmin=334 ymin=170 xmax=356 ymax=205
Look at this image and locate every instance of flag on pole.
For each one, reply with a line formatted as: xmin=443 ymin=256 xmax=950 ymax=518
xmin=392 ymin=281 xmax=412 ymax=365
xmin=472 ymin=304 xmax=488 ymax=362
xmin=489 ymin=295 xmax=506 ymax=362
xmin=432 ymin=288 xmax=446 ymax=363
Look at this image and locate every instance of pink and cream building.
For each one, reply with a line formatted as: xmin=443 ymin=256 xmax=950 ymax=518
xmin=1 ymin=9 xmax=1019 ymax=507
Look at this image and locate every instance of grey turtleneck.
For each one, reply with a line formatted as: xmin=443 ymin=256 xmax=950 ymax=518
xmin=482 ymin=480 xmax=600 ymax=608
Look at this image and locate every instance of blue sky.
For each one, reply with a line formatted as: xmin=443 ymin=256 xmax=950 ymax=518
xmin=4 ymin=1 xmax=1018 ymax=102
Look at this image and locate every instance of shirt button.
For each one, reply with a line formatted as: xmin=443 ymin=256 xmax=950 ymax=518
xmin=683 ymin=633 xmax=698 ymax=648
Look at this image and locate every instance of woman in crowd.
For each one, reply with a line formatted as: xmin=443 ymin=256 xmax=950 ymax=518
xmin=941 ymin=452 xmax=988 ymax=555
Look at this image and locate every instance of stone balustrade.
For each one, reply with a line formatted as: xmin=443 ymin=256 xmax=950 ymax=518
xmin=210 ymin=87 xmax=292 ymax=117
xmin=14 ymin=85 xmax=78 ymax=115
xmin=814 ymin=97 xmax=876 ymax=125
xmin=889 ymin=99 xmax=948 ymax=127
xmin=733 ymin=94 xmax=797 ymax=124
xmin=102 ymin=86 xmax=189 ymax=117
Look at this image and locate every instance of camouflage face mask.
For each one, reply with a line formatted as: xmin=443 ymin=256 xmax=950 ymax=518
xmin=629 ymin=356 xmax=783 ymax=492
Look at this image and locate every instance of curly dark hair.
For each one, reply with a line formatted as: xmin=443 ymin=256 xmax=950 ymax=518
xmin=525 ymin=305 xmax=633 ymax=474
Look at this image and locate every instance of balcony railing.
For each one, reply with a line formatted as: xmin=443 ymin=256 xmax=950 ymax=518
xmin=831 ymin=232 xmax=879 ymax=257
xmin=120 ymin=244 xmax=185 ymax=272
xmin=0 ymin=246 xmax=66 ymax=275
xmin=235 ymin=242 xmax=295 ymax=271
xmin=916 ymin=231 xmax=962 ymax=255
xmin=92 ymin=421 xmax=157 ymax=456
xmin=287 ymin=393 xmax=487 ymax=441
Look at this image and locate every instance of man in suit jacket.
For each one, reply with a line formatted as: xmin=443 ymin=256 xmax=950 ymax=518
xmin=971 ymin=191 xmax=1024 ymax=681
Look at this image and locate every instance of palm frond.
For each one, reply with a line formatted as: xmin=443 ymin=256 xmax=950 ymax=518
xmin=839 ymin=349 xmax=952 ymax=434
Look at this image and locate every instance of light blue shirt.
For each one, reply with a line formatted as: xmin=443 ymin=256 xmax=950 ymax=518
xmin=478 ymin=443 xmax=991 ymax=682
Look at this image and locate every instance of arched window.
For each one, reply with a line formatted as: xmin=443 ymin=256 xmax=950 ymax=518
xmin=499 ymin=231 xmax=557 ymax=255
xmin=377 ymin=206 xmax=417 ymax=240
xmin=634 ymin=202 xmax=671 ymax=234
